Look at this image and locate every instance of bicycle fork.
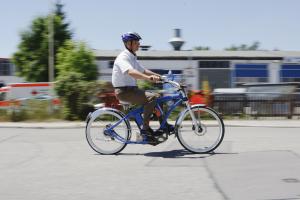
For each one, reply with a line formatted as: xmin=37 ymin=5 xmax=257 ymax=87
xmin=184 ymin=102 xmax=203 ymax=134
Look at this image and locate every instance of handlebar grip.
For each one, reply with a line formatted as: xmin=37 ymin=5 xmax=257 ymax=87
xmin=149 ymin=76 xmax=164 ymax=84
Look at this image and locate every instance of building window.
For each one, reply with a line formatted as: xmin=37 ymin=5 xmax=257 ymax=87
xmin=280 ymin=64 xmax=300 ymax=82
xmin=198 ymin=61 xmax=231 ymax=88
xmin=150 ymin=69 xmax=182 ymax=75
xmin=0 ymin=62 xmax=11 ymax=76
xmin=199 ymin=61 xmax=230 ymax=68
xmin=234 ymin=63 xmax=269 ymax=84
xmin=108 ymin=61 xmax=114 ymax=68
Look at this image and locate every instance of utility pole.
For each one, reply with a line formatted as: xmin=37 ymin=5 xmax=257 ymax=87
xmin=48 ymin=1 xmax=54 ymax=82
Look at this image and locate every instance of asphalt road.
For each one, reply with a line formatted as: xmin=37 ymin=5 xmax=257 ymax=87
xmin=0 ymin=126 xmax=300 ymax=200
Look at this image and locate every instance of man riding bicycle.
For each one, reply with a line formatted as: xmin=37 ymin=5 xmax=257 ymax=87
xmin=112 ymin=32 xmax=172 ymax=144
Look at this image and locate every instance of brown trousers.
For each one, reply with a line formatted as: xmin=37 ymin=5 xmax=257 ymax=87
xmin=115 ymin=87 xmax=160 ymax=129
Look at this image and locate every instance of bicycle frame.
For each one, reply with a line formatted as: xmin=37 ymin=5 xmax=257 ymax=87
xmin=104 ymin=91 xmax=188 ymax=144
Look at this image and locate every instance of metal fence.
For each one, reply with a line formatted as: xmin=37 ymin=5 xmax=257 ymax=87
xmin=212 ymin=93 xmax=300 ymax=119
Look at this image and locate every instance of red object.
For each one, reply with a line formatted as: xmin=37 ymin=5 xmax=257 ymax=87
xmin=0 ymin=101 xmax=10 ymax=107
xmin=98 ymin=92 xmax=121 ymax=109
xmin=154 ymin=108 xmax=162 ymax=117
xmin=52 ymin=98 xmax=61 ymax=105
xmin=189 ymin=90 xmax=206 ymax=105
xmin=0 ymin=87 xmax=9 ymax=92
xmin=31 ymin=90 xmax=38 ymax=95
xmin=10 ymin=83 xmax=51 ymax=87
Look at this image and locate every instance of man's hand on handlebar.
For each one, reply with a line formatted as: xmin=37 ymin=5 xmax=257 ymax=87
xmin=149 ymin=75 xmax=161 ymax=83
xmin=148 ymin=75 xmax=182 ymax=89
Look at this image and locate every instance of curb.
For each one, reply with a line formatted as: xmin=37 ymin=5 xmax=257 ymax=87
xmin=0 ymin=122 xmax=86 ymax=129
xmin=223 ymin=120 xmax=300 ymax=128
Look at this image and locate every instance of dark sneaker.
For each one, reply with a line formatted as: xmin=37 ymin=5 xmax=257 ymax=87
xmin=141 ymin=127 xmax=154 ymax=134
xmin=141 ymin=128 xmax=159 ymax=146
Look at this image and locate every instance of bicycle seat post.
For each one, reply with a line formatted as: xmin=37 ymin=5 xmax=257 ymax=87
xmin=119 ymin=101 xmax=131 ymax=111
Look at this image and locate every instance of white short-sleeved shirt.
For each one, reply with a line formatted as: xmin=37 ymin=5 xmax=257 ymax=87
xmin=112 ymin=49 xmax=145 ymax=87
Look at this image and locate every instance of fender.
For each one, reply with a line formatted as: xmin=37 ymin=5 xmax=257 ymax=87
xmin=174 ymin=104 xmax=206 ymax=136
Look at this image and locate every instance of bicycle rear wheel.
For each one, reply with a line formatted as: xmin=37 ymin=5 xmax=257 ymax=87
xmin=176 ymin=105 xmax=225 ymax=153
xmin=86 ymin=109 xmax=130 ymax=155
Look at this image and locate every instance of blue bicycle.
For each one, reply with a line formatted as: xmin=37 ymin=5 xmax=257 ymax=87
xmin=85 ymin=77 xmax=225 ymax=154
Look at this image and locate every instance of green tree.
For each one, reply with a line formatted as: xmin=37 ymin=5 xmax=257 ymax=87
xmin=225 ymin=41 xmax=260 ymax=51
xmin=55 ymin=40 xmax=98 ymax=120
xmin=193 ymin=46 xmax=210 ymax=50
xmin=12 ymin=1 xmax=72 ymax=82
xmin=56 ymin=40 xmax=98 ymax=81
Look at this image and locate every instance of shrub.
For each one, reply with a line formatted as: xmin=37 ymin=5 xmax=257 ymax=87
xmin=0 ymin=99 xmax=63 ymax=122
xmin=55 ymin=72 xmax=96 ymax=120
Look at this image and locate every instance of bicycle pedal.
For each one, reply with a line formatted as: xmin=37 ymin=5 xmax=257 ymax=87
xmin=154 ymin=133 xmax=168 ymax=143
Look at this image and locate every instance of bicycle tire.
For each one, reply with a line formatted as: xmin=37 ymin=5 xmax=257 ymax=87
xmin=176 ymin=105 xmax=225 ymax=153
xmin=86 ymin=108 xmax=130 ymax=155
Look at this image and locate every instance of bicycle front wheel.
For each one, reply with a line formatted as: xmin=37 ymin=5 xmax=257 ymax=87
xmin=86 ymin=109 xmax=130 ymax=155
xmin=176 ymin=105 xmax=225 ymax=153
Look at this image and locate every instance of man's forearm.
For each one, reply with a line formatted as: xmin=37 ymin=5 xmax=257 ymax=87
xmin=144 ymin=69 xmax=160 ymax=77
xmin=127 ymin=69 xmax=150 ymax=81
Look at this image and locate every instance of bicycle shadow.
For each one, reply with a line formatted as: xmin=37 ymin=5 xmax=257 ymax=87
xmin=143 ymin=149 xmax=236 ymax=159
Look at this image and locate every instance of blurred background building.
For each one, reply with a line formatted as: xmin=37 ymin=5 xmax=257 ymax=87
xmin=0 ymin=58 xmax=23 ymax=86
xmin=2 ymin=49 xmax=300 ymax=91
xmin=1 ymin=29 xmax=300 ymax=91
xmin=94 ymin=50 xmax=300 ymax=91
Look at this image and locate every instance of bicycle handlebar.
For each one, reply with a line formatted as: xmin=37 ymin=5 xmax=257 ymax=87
xmin=158 ymin=76 xmax=181 ymax=89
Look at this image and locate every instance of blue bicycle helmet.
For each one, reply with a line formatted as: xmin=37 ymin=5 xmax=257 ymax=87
xmin=121 ymin=32 xmax=142 ymax=42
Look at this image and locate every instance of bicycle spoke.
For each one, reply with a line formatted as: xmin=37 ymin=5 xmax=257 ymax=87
xmin=177 ymin=106 xmax=224 ymax=153
xmin=86 ymin=110 xmax=129 ymax=154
